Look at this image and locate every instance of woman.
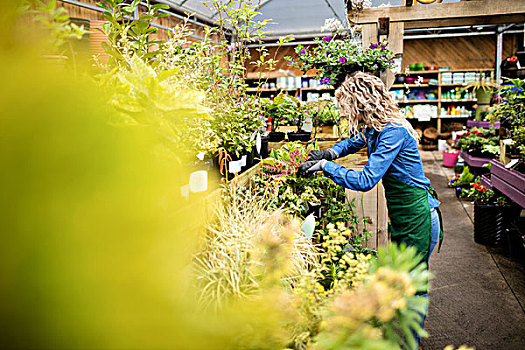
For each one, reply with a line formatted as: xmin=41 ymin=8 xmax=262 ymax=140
xmin=297 ymin=72 xmax=443 ymax=344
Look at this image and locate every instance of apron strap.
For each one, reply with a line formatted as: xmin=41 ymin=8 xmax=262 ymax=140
xmin=429 ymin=186 xmax=444 ymax=253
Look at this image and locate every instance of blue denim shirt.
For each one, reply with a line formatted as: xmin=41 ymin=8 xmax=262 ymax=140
xmin=323 ymin=123 xmax=440 ymax=209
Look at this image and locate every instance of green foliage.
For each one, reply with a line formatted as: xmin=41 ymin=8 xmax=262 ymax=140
xmin=314 ymin=101 xmax=341 ymax=127
xmin=448 ymin=166 xmax=474 ymax=188
xmin=316 ymin=244 xmax=431 ymax=350
xmin=95 ymin=0 xmax=287 ymax=161
xmin=489 ymin=77 xmax=525 ymax=158
xmin=261 ymin=93 xmax=302 ymax=132
xmin=96 ymin=0 xmax=169 ymax=65
xmin=455 ymin=129 xmax=499 ymax=158
xmin=99 ymin=55 xmax=209 ymax=162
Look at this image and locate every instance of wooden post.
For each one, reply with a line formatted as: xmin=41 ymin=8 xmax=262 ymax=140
xmin=376 ymin=180 xmax=389 ymax=247
xmin=386 ymin=22 xmax=404 ymax=90
xmin=361 ymin=23 xmax=378 ymax=49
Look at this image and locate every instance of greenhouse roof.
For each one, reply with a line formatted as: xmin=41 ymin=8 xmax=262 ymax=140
xmin=159 ymin=0 xmax=461 ymax=38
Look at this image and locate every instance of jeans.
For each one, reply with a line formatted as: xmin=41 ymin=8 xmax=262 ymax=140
xmin=414 ymin=208 xmax=441 ymax=348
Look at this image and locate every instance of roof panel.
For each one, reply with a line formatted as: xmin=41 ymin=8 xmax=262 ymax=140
xmin=162 ymin=0 xmax=462 ymax=38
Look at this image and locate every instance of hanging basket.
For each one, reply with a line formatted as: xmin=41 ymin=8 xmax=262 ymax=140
xmin=331 ymin=69 xmax=386 ymax=89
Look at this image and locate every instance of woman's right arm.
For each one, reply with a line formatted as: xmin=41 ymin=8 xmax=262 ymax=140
xmin=331 ymin=131 xmax=368 ymax=158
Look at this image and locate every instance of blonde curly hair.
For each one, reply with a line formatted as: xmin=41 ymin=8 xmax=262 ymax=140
xmin=335 ymin=72 xmax=420 ymax=142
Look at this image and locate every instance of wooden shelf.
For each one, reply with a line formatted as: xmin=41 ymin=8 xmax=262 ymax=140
xmin=401 ymin=70 xmax=440 ymax=75
xmin=441 ymin=99 xmax=477 ymax=103
xmin=391 ymin=84 xmax=432 ymax=88
xmin=397 ymin=100 xmax=439 ymax=103
xmin=246 ymin=87 xmax=299 ymax=92
xmin=301 ymin=87 xmax=334 ymax=91
xmin=441 ymin=83 xmax=469 ymax=87
xmin=398 ymin=68 xmax=493 ymax=75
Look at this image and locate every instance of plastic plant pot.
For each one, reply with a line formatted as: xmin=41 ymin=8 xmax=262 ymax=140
xmin=287 ymin=132 xmax=311 ymax=142
xmin=443 ymin=149 xmax=460 ymax=168
xmin=268 ymin=132 xmax=285 ymax=142
xmin=475 ymin=89 xmax=492 ymax=120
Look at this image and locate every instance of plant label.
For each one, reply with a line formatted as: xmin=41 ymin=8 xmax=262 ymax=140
xmin=256 ymin=132 xmax=261 ymax=154
xmin=180 ymin=184 xmax=190 ymax=198
xmin=189 ymin=170 xmax=208 ymax=193
xmin=229 ymin=160 xmax=242 ymax=173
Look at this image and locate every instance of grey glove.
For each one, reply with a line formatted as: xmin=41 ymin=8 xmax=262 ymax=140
xmin=307 ymin=149 xmax=338 ymax=161
xmin=297 ymin=159 xmax=328 ymax=178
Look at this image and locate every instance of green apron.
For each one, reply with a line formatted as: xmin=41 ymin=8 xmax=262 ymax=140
xmin=382 ymin=174 xmax=432 ymax=264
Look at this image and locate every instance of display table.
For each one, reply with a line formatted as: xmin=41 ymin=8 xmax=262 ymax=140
xmin=337 ymin=153 xmax=389 ymax=250
xmin=491 ymin=161 xmax=525 ymax=208
xmin=466 ymin=120 xmax=500 ymax=129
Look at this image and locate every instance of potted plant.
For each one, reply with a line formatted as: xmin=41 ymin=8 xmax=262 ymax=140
xmin=464 ymin=74 xmax=498 ymax=121
xmin=448 ymin=166 xmax=474 ymax=198
xmin=443 ymin=147 xmax=460 ymax=168
xmin=310 ymin=101 xmax=341 ymax=138
xmin=465 ymin=180 xmax=521 ymax=246
xmin=288 ymin=104 xmax=313 ymax=142
xmin=263 ymin=93 xmax=301 ymax=142
xmin=285 ymin=32 xmax=395 ymax=89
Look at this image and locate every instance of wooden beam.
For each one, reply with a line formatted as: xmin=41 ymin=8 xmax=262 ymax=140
xmin=354 ymin=0 xmax=525 ymax=25
xmin=404 ymin=14 xmax=525 ymax=29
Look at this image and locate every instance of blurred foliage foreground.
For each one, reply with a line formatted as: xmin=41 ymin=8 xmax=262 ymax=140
xmin=0 ymin=2 xmax=473 ymax=350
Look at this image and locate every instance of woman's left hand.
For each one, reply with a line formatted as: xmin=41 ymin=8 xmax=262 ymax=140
xmin=297 ymin=160 xmax=327 ymax=178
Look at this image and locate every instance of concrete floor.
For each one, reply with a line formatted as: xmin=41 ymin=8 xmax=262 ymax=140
xmin=420 ymin=151 xmax=525 ymax=350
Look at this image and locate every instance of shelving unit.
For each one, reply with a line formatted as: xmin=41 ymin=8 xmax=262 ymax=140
xmin=390 ymin=69 xmax=494 ymax=133
xmin=245 ymin=76 xmax=336 ymax=102
xmin=247 ymin=69 xmax=494 ymax=133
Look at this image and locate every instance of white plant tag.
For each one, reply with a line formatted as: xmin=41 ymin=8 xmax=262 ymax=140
xmin=240 ymin=155 xmax=247 ymax=167
xmin=180 ymin=184 xmax=190 ymax=198
xmin=256 ymin=132 xmax=261 ymax=154
xmin=228 ymin=160 xmax=242 ymax=173
xmin=301 ymin=214 xmax=316 ymax=240
xmin=196 ymin=152 xmax=205 ymax=161
xmin=189 ymin=170 xmax=208 ymax=193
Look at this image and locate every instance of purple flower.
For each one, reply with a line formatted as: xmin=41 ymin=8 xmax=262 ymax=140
xmin=320 ymin=77 xmax=330 ymax=85
xmin=322 ymin=36 xmax=332 ymax=42
xmin=326 ymin=50 xmax=331 ymax=55
xmin=339 ymin=56 xmax=347 ymax=64
xmin=300 ymin=49 xmax=306 ymax=54
xmin=381 ymin=44 xmax=386 ymax=50
xmin=369 ymin=43 xmax=378 ymax=49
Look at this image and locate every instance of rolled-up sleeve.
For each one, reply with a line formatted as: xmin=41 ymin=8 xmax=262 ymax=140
xmin=323 ymin=127 xmax=406 ymax=192
xmin=331 ymin=132 xmax=368 ymax=157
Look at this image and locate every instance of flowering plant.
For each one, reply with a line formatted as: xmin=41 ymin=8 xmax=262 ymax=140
xmin=464 ymin=180 xmax=494 ymax=204
xmin=448 ymin=166 xmax=474 ymax=188
xmin=285 ymin=37 xmax=395 ymax=88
